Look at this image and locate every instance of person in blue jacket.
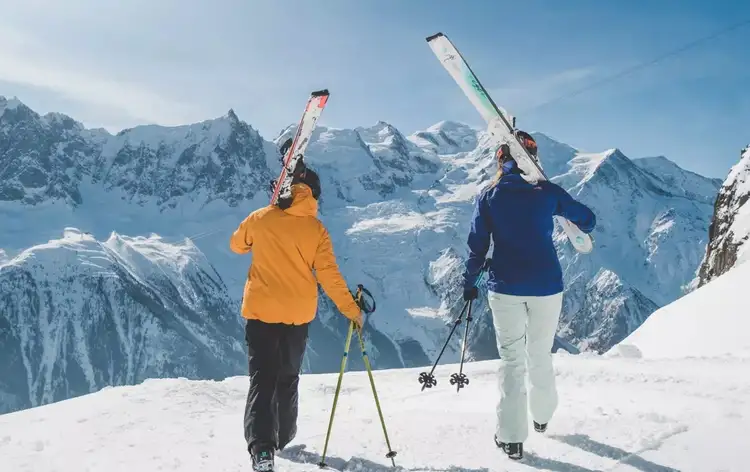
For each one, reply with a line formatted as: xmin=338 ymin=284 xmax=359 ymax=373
xmin=462 ymin=131 xmax=596 ymax=461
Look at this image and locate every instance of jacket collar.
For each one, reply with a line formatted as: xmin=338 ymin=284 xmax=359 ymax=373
xmin=284 ymin=183 xmax=318 ymax=217
xmin=502 ymin=159 xmax=523 ymax=175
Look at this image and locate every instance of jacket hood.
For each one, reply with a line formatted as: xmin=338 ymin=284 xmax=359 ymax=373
xmin=284 ymin=183 xmax=318 ymax=217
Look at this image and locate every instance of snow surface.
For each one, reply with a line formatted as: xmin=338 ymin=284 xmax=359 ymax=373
xmin=611 ymin=259 xmax=750 ymax=360
xmin=1 ymin=353 xmax=747 ymax=471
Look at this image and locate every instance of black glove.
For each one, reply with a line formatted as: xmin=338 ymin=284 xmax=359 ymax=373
xmin=463 ymin=286 xmax=478 ymax=301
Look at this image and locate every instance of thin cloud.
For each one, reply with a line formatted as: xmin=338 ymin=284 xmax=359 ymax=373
xmin=489 ymin=67 xmax=600 ymax=113
xmin=0 ymin=26 xmax=202 ymax=130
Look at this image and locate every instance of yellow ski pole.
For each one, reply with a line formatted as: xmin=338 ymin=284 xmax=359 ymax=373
xmin=318 ymin=320 xmax=355 ymax=469
xmin=355 ymin=326 xmax=398 ymax=467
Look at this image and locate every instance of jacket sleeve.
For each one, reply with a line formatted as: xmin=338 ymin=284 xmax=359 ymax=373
xmin=313 ymin=226 xmax=361 ymax=320
xmin=549 ymin=184 xmax=596 ymax=233
xmin=463 ymin=193 xmax=491 ymax=290
xmin=229 ymin=212 xmax=256 ymax=254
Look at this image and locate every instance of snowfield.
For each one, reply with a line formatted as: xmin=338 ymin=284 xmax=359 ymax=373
xmin=610 ymin=260 xmax=750 ymax=360
xmin=2 ymin=262 xmax=750 ymax=471
xmin=0 ymin=356 xmax=746 ymax=472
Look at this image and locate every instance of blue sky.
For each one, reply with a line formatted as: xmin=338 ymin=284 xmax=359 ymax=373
xmin=1 ymin=1 xmax=748 ymax=178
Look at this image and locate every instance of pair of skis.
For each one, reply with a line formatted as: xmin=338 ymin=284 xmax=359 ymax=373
xmin=425 ymin=32 xmax=593 ymax=253
xmin=273 ymin=33 xmax=592 ymax=253
xmin=269 ymin=90 xmax=329 ymax=205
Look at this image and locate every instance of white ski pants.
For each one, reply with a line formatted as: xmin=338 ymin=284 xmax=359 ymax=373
xmin=488 ymin=290 xmax=563 ymax=443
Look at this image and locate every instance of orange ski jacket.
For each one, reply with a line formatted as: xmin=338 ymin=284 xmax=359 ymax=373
xmin=229 ymin=183 xmax=361 ymax=325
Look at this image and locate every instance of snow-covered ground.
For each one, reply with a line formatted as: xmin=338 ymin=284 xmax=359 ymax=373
xmin=3 ymin=261 xmax=750 ymax=471
xmin=1 ymin=356 xmax=746 ymax=472
xmin=611 ymin=260 xmax=750 ymax=360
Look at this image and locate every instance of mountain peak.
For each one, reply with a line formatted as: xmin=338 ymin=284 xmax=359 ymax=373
xmin=425 ymin=120 xmax=476 ymax=134
xmin=567 ymin=148 xmax=624 ymax=177
xmin=0 ymin=95 xmax=24 ymax=113
xmin=358 ymin=120 xmax=398 ymax=135
xmin=409 ymin=120 xmax=479 ymax=154
xmin=225 ymin=108 xmax=240 ymax=123
xmin=0 ymin=96 xmax=36 ymax=122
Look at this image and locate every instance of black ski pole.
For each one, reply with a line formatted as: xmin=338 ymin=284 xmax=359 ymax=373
xmin=450 ymin=299 xmax=473 ymax=392
xmin=418 ymin=299 xmax=470 ymax=390
xmin=417 ymin=258 xmax=491 ymax=391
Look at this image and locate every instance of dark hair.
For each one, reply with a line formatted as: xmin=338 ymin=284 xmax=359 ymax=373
xmin=278 ymin=161 xmax=321 ymax=209
xmin=300 ymin=167 xmax=321 ymax=200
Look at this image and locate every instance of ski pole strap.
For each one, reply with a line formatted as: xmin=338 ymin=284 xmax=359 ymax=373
xmin=356 ymin=284 xmax=376 ymax=314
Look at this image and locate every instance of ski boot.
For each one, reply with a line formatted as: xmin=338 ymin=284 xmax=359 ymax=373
xmin=494 ymin=435 xmax=523 ymax=460
xmin=534 ymin=421 xmax=547 ymax=433
xmin=251 ymin=445 xmax=275 ymax=472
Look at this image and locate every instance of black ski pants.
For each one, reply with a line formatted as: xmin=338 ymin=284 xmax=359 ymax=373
xmin=244 ymin=318 xmax=309 ymax=453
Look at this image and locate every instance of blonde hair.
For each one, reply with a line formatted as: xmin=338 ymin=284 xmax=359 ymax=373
xmin=490 ymin=153 xmax=505 ymax=187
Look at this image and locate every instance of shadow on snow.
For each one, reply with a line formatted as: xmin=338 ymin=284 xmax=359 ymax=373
xmin=550 ymin=434 xmax=681 ymax=472
xmin=278 ymin=444 xmax=489 ymax=472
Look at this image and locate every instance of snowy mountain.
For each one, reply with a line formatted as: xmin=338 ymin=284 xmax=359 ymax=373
xmin=695 ymin=144 xmax=750 ymax=286
xmin=2 ymin=259 xmax=749 ymax=471
xmin=0 ymin=228 xmax=246 ymax=415
xmin=0 ymin=95 xmax=270 ymax=209
xmin=546 ymin=148 xmax=720 ymax=351
xmin=0 ymin=95 xmax=721 ymax=415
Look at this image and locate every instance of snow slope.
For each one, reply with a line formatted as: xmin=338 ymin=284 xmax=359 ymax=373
xmin=1 ymin=354 xmax=747 ymax=471
xmin=611 ymin=259 xmax=750 ymax=360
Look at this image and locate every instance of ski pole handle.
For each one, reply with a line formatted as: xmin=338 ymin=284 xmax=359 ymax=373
xmin=355 ymin=284 xmax=376 ymax=314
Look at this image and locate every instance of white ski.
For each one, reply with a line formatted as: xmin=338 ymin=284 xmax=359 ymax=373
xmin=270 ymin=89 xmax=330 ymax=205
xmin=426 ymin=32 xmax=593 ymax=254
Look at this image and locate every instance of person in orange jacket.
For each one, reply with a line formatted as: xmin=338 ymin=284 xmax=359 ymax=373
xmin=229 ymin=161 xmax=362 ymax=472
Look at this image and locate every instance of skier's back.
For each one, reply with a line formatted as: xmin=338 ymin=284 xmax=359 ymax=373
xmin=229 ymin=163 xmax=362 ymax=472
xmin=462 ymin=131 xmax=596 ymax=460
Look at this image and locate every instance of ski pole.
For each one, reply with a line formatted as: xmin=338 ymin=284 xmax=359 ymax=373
xmin=450 ymin=299 xmax=473 ymax=391
xmin=356 ymin=326 xmax=397 ymax=466
xmin=318 ymin=285 xmax=377 ymax=469
xmin=318 ymin=320 xmax=354 ymax=468
xmin=418 ymin=299 xmax=470 ymax=390
xmin=418 ymin=258 xmax=491 ymax=390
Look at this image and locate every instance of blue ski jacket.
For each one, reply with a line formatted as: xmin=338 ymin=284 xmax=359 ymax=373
xmin=463 ymin=162 xmax=596 ymax=297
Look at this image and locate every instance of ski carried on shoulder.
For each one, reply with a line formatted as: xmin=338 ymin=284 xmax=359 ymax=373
xmin=425 ymin=32 xmax=593 ymax=254
xmin=270 ymin=89 xmax=330 ymax=205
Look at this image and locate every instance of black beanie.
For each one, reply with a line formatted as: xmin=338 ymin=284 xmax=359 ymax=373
xmin=300 ymin=168 xmax=321 ymax=200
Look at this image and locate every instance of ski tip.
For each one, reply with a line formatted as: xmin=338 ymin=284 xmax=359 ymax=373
xmin=426 ymin=32 xmax=444 ymax=42
xmin=311 ymin=89 xmax=330 ymax=97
